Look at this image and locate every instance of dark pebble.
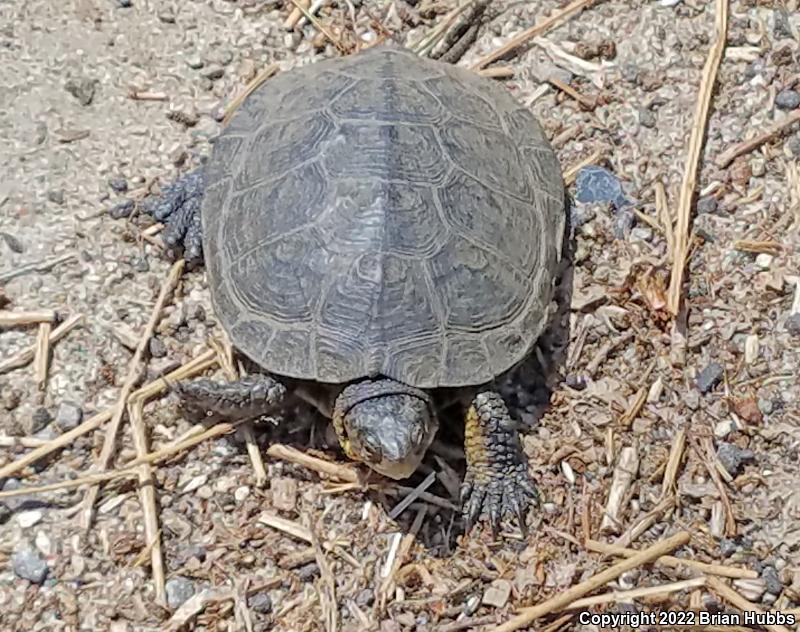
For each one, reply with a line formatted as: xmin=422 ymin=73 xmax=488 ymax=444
xmin=762 ymin=566 xmax=783 ymax=596
xmin=696 ymin=196 xmax=718 ymax=214
xmin=29 ymin=407 xmax=52 ymax=434
xmin=12 ymin=547 xmax=49 ymax=584
xmin=109 ymin=199 xmax=135 ymax=219
xmin=638 ymin=108 xmax=656 ymax=128
xmin=248 ymin=592 xmax=273 ymax=614
xmin=117 ymin=0 xmax=133 ymax=7
xmin=773 ymin=9 xmax=793 ymax=38
xmin=149 ymin=337 xmax=167 ymax=358
xmin=696 ymin=362 xmax=724 ymax=393
xmin=786 ymin=134 xmax=800 ymax=158
xmin=133 ymin=256 xmax=149 ymax=273
xmin=565 ymin=374 xmax=587 ymax=390
xmin=55 ymin=401 xmax=83 ymax=430
xmin=355 ymin=588 xmax=374 ymax=607
xmin=775 ymin=89 xmax=800 ymax=110
xmin=718 ymin=538 xmax=738 ymax=557
xmin=166 ymin=576 xmax=195 ymax=609
xmin=47 ymin=189 xmax=65 ymax=205
xmin=0 ymin=231 xmax=24 ymax=253
xmin=786 ymin=313 xmax=800 ymax=336
xmin=614 ymin=208 xmax=635 ymax=239
xmin=0 ymin=503 xmax=11 ymax=524
xmin=297 ymin=562 xmax=320 ymax=582
xmin=64 ymin=77 xmax=96 ymax=106
xmin=108 ymin=177 xmax=128 ymax=193
xmin=716 ymin=442 xmax=755 ymax=476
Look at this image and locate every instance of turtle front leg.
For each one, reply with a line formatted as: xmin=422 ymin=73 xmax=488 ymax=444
xmin=461 ymin=391 xmax=539 ymax=538
xmin=177 ymin=374 xmax=287 ymax=424
xmin=146 ymin=169 xmax=205 ymax=265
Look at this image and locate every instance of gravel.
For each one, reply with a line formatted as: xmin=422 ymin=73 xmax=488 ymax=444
xmin=716 ymin=442 xmax=755 ymax=476
xmin=248 ymin=592 xmax=273 ymax=614
xmin=696 ymin=362 xmax=724 ymax=393
xmin=775 ymin=90 xmax=800 ymax=110
xmin=12 ymin=547 xmax=49 ymax=584
xmin=165 ymin=576 xmax=196 ymax=610
xmin=54 ymin=401 xmax=83 ymax=430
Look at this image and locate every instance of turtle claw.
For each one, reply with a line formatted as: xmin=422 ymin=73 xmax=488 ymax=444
xmin=460 ymin=464 xmax=539 ymax=538
xmin=142 ymin=168 xmax=206 ymax=265
xmin=461 ymin=391 xmax=540 ymax=538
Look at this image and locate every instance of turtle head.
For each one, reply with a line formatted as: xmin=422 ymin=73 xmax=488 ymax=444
xmin=333 ymin=379 xmax=437 ymax=480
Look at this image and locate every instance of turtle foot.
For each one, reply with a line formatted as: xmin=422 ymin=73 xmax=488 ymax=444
xmin=177 ymin=374 xmax=287 ymax=424
xmin=142 ymin=168 xmax=205 ymax=265
xmin=460 ymin=391 xmax=539 ymax=538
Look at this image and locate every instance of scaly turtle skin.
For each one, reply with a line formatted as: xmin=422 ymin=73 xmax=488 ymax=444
xmin=128 ymin=44 xmax=565 ymax=537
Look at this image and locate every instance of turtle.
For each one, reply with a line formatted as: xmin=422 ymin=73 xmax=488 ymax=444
xmin=128 ymin=44 xmax=566 ymax=536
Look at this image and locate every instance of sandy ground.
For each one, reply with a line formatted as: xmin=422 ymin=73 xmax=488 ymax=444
xmin=1 ymin=0 xmax=799 ymax=631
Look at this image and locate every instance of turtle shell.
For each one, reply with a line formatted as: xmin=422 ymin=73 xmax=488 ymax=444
xmin=202 ymin=45 xmax=565 ymax=389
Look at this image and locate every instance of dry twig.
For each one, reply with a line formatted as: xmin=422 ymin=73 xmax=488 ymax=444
xmin=80 ymin=260 xmax=185 ymax=528
xmin=472 ymin=0 xmax=599 ymax=70
xmin=266 ymin=443 xmax=360 ymax=483
xmin=128 ymin=397 xmax=166 ymax=605
xmin=661 ymin=428 xmax=686 ymax=498
xmin=716 ymin=109 xmax=800 ymax=168
xmin=707 ymin=577 xmax=793 ymax=632
xmin=585 ymin=539 xmax=757 ymax=579
xmin=667 ymin=0 xmax=728 ymax=315
xmin=599 ymin=444 xmax=639 ymax=534
xmin=0 ymin=313 xmax=83 ymax=375
xmin=567 ymin=577 xmax=706 ymax=609
xmin=33 ymin=322 xmax=51 ymax=391
xmin=490 ymin=531 xmax=691 ymax=631
xmin=0 ymin=310 xmax=56 ymax=327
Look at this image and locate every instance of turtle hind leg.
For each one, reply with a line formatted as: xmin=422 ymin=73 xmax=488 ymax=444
xmin=176 ymin=374 xmax=287 ymax=424
xmin=460 ymin=391 xmax=539 ymax=538
xmin=145 ymin=168 xmax=205 ymax=265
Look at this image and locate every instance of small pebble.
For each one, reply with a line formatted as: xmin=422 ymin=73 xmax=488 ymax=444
xmin=34 ymin=531 xmax=53 ymax=556
xmin=638 ymin=108 xmax=656 ymax=128
xmin=234 ymin=486 xmax=250 ymax=502
xmin=755 ymin=253 xmax=773 ymax=270
xmin=149 ymin=337 xmax=167 ymax=358
xmin=757 ymin=397 xmax=774 ymax=416
xmin=718 ymin=538 xmax=738 ymax=557
xmin=182 ymin=474 xmax=208 ymax=493
xmin=775 ymin=89 xmax=800 ymax=111
xmin=12 ymin=547 xmax=49 ymax=584
xmin=2 ymin=389 xmax=22 ymax=411
xmin=47 ymin=189 xmax=65 ymax=205
xmin=166 ymin=576 xmax=196 ymax=609
xmin=762 ymin=566 xmax=783 ymax=596
xmin=55 ymin=401 xmax=83 ymax=430
xmin=186 ymin=55 xmax=204 ymax=69
xmin=271 ymin=477 xmax=298 ymax=513
xmin=108 ymin=177 xmax=128 ymax=193
xmin=17 ymin=510 xmax=44 ymax=528
xmin=696 ymin=362 xmax=724 ymax=393
xmin=29 ymin=407 xmax=52 ymax=434
xmin=201 ymin=65 xmax=225 ymax=80
xmin=482 ymin=579 xmax=512 ymax=608
xmin=785 ymin=134 xmax=800 ymax=158
xmin=117 ymin=0 xmax=133 ymax=6
xmin=196 ymin=485 xmax=213 ymax=500
xmin=786 ymin=313 xmax=800 ymax=336
xmin=696 ymin=196 xmax=718 ymax=214
xmin=64 ymin=77 xmax=96 ymax=106
xmin=0 ymin=503 xmax=11 ymax=524
xmin=716 ymin=442 xmax=755 ymax=476
xmin=109 ymin=199 xmax=134 ymax=219
xmin=355 ymin=588 xmax=374 ymax=608
xmin=297 ymin=562 xmax=320 ymax=582
xmin=248 ymin=592 xmax=272 ymax=614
